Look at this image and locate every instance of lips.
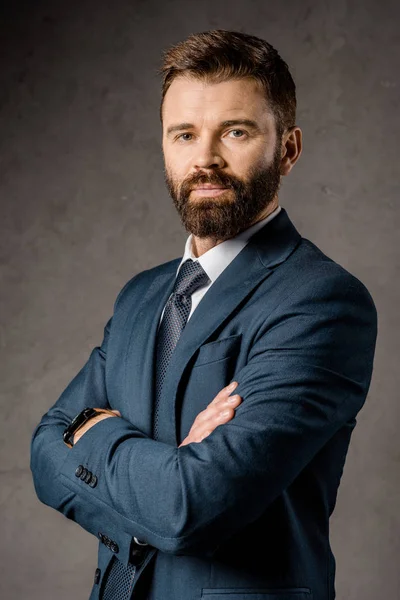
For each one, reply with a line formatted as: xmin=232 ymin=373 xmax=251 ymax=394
xmin=192 ymin=185 xmax=228 ymax=193
xmin=192 ymin=185 xmax=228 ymax=190
xmin=190 ymin=186 xmax=230 ymax=197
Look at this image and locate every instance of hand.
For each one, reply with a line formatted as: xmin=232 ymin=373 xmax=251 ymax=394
xmin=179 ymin=382 xmax=242 ymax=447
xmin=73 ymin=409 xmax=121 ymax=445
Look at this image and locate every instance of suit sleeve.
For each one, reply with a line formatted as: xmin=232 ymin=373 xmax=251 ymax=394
xmin=32 ymin=273 xmax=377 ymax=558
xmin=30 ymin=274 xmax=144 ymax=564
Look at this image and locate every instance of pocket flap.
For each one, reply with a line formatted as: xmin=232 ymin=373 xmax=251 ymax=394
xmin=194 ymin=333 xmax=242 ymax=367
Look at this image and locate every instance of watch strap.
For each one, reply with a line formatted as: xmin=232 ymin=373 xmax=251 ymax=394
xmin=63 ymin=407 xmax=117 ymax=448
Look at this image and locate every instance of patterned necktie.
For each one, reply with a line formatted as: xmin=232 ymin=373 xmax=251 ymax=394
xmin=153 ymin=258 xmax=210 ymax=440
xmin=102 ymin=556 xmax=136 ymax=600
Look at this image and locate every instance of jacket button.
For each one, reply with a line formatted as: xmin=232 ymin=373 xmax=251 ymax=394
xmin=94 ymin=568 xmax=101 ymax=585
xmin=88 ymin=475 xmax=98 ymax=488
xmin=110 ymin=542 xmax=119 ymax=553
xmin=75 ymin=465 xmax=83 ymax=478
xmin=80 ymin=467 xmax=88 ymax=480
xmin=84 ymin=470 xmax=93 ymax=484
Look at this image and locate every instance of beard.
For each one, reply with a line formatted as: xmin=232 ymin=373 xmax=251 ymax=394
xmin=164 ymin=142 xmax=283 ymax=240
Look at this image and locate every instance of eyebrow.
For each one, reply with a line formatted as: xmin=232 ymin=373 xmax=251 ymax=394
xmin=166 ymin=119 xmax=261 ymax=136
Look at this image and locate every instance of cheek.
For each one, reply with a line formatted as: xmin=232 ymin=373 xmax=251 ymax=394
xmin=163 ymin=156 xmax=177 ymax=179
xmin=246 ymin=144 xmax=275 ymax=171
xmin=165 ymin=153 xmax=192 ymax=183
xmin=164 ymin=164 xmax=187 ymax=194
xmin=227 ymin=139 xmax=262 ymax=162
xmin=228 ymin=151 xmax=254 ymax=178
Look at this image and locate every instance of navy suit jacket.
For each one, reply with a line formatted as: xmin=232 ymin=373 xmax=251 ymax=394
xmin=30 ymin=207 xmax=378 ymax=600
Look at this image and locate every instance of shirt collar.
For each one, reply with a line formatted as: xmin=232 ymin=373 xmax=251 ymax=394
xmin=176 ymin=204 xmax=282 ymax=283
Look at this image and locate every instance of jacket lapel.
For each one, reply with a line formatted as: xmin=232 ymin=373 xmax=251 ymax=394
xmin=123 ymin=263 xmax=180 ymax=437
xmin=124 ymin=207 xmax=301 ymax=445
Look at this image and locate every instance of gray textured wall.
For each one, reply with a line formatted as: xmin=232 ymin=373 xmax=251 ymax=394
xmin=0 ymin=1 xmax=398 ymax=598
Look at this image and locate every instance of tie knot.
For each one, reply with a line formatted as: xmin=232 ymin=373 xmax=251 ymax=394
xmin=173 ymin=259 xmax=210 ymax=298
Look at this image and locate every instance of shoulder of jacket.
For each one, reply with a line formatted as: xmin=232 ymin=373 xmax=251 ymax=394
xmin=113 ymin=257 xmax=181 ymax=311
xmin=293 ymin=238 xmax=373 ymax=291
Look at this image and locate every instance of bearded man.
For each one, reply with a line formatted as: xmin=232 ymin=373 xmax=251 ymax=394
xmin=31 ymin=29 xmax=377 ymax=600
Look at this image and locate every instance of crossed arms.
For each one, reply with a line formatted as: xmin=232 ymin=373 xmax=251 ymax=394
xmin=30 ymin=273 xmax=377 ymax=558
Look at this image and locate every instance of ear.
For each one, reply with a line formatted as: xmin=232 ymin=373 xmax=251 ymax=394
xmin=280 ymin=126 xmax=303 ymax=176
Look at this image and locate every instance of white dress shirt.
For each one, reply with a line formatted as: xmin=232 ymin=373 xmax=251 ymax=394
xmin=158 ymin=205 xmax=282 ymax=328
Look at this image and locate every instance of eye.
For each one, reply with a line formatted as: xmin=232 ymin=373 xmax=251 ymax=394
xmin=177 ymin=133 xmax=193 ymax=141
xmin=227 ymin=129 xmax=248 ymax=139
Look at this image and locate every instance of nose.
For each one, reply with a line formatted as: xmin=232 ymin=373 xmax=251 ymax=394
xmin=192 ymin=137 xmax=225 ymax=170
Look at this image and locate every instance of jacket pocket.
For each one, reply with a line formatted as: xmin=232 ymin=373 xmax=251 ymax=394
xmin=194 ymin=333 xmax=242 ymax=367
xmin=201 ymin=588 xmax=312 ymax=600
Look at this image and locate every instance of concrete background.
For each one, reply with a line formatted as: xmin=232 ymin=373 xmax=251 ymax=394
xmin=0 ymin=0 xmax=398 ymax=598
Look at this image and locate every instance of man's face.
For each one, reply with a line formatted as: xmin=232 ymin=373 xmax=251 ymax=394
xmin=162 ymin=76 xmax=283 ymax=240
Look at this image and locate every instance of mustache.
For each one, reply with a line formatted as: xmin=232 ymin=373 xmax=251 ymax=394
xmin=182 ymin=171 xmax=237 ymax=189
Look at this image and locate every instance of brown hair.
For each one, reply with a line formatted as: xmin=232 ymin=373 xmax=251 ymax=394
xmin=158 ymin=29 xmax=297 ymax=138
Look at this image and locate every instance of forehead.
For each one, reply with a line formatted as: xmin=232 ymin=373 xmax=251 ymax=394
xmin=162 ymin=76 xmax=274 ymax=126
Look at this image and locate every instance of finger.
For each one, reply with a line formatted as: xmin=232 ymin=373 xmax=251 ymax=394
xmin=209 ymin=381 xmax=239 ymax=406
xmin=188 ymin=397 xmax=241 ymax=440
xmin=199 ymin=429 xmax=213 ymax=442
xmin=191 ymin=405 xmax=236 ymax=442
xmin=194 ymin=393 xmax=242 ymax=426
